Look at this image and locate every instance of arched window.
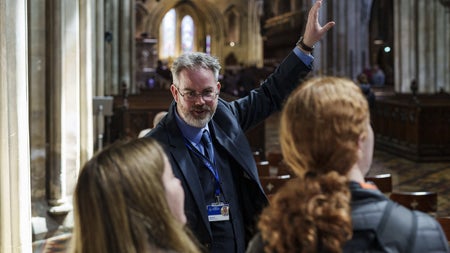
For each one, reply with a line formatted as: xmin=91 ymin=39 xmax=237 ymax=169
xmin=181 ymin=15 xmax=194 ymax=53
xmin=160 ymin=9 xmax=176 ymax=58
xmin=160 ymin=9 xmax=198 ymax=59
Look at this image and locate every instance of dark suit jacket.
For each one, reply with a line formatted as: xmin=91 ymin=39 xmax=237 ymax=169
xmin=147 ymin=50 xmax=311 ymax=250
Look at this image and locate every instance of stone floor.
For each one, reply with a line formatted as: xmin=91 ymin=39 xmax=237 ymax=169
xmin=368 ymin=149 xmax=450 ymax=217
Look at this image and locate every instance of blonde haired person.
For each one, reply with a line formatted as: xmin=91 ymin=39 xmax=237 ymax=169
xmin=246 ymin=77 xmax=448 ymax=253
xmin=70 ymin=138 xmax=201 ymax=253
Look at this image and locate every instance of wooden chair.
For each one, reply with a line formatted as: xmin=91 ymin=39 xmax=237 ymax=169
xmin=266 ymin=151 xmax=283 ymax=167
xmin=389 ymin=191 xmax=438 ymax=214
xmin=265 ymin=151 xmax=295 ymax=177
xmin=436 ymin=216 xmax=450 ymax=242
xmin=365 ymin=173 xmax=393 ymax=193
xmin=256 ymin=160 xmax=271 ymax=176
xmin=253 ymin=150 xmax=262 ymax=163
xmin=275 ymin=161 xmax=295 ymax=177
xmin=259 ymin=175 xmax=291 ymax=196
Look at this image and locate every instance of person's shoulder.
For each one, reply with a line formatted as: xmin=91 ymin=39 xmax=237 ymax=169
xmin=385 ymin=200 xmax=413 ymax=220
xmin=383 ymin=200 xmax=444 ymax=236
xmin=413 ymin=211 xmax=449 ymax=252
xmin=414 ymin=210 xmax=444 ymax=231
xmin=245 ymin=233 xmax=265 ymax=253
xmin=146 ymin=124 xmax=169 ymax=140
xmin=215 ymin=97 xmax=234 ymax=112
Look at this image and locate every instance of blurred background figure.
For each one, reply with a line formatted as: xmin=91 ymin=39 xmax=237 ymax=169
xmin=371 ymin=64 xmax=385 ymax=86
xmin=357 ymin=73 xmax=375 ymax=109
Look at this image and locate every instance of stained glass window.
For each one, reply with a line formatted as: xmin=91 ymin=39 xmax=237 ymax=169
xmin=160 ymin=9 xmax=176 ymax=58
xmin=181 ymin=15 xmax=194 ymax=53
xmin=160 ymin=9 xmax=199 ymax=58
xmin=206 ymin=35 xmax=211 ymax=54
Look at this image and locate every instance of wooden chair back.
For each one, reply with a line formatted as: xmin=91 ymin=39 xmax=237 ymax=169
xmin=259 ymin=175 xmax=291 ymax=196
xmin=275 ymin=161 xmax=295 ymax=177
xmin=389 ymin=191 xmax=438 ymax=214
xmin=265 ymin=151 xmax=296 ymax=177
xmin=365 ymin=173 xmax=393 ymax=193
xmin=253 ymin=151 xmax=262 ymax=163
xmin=266 ymin=151 xmax=283 ymax=167
xmin=436 ymin=216 xmax=450 ymax=242
xmin=256 ymin=160 xmax=271 ymax=176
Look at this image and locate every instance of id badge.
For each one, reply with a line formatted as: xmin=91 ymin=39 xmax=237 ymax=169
xmin=207 ymin=202 xmax=230 ymax=222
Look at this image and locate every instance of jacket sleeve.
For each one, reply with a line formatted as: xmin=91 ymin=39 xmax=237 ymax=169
xmin=227 ymin=50 xmax=312 ymax=132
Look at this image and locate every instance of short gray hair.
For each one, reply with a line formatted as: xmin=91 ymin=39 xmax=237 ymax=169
xmin=171 ymin=52 xmax=221 ymax=86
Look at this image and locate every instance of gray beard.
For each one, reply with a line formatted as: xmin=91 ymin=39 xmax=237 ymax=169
xmin=184 ymin=111 xmax=214 ymax=128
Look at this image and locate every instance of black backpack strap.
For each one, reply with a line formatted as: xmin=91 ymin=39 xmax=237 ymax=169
xmin=376 ymin=200 xmax=394 ymax=236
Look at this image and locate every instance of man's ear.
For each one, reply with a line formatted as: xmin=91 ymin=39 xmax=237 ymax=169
xmin=170 ymin=84 xmax=178 ymax=102
xmin=217 ymin=82 xmax=221 ymax=91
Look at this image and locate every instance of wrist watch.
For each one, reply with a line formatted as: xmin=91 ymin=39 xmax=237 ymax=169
xmin=296 ymin=36 xmax=314 ymax=52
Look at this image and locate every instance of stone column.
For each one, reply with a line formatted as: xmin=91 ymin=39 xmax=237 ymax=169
xmin=437 ymin=3 xmax=450 ymax=92
xmin=105 ymin=0 xmax=134 ymax=95
xmin=79 ymin=0 xmax=95 ymax=167
xmin=46 ymin=0 xmax=81 ymax=214
xmin=317 ymin=0 xmax=372 ymax=78
xmin=96 ymin=0 xmax=105 ymax=96
xmin=105 ymin=0 xmax=120 ymax=95
xmin=120 ymin=0 xmax=135 ymax=93
xmin=248 ymin=0 xmax=264 ymax=67
xmin=394 ymin=0 xmax=449 ymax=93
xmin=0 ymin=0 xmax=33 ymax=252
xmin=103 ymin=0 xmax=135 ymax=94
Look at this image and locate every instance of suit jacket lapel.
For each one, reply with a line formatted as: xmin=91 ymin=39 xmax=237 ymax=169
xmin=210 ymin=121 xmax=260 ymax=183
xmin=165 ymin=108 xmax=212 ymax=235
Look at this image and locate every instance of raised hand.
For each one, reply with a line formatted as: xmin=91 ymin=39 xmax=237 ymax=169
xmin=302 ymin=0 xmax=335 ymax=48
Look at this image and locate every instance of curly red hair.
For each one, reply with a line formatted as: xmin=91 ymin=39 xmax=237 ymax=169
xmin=257 ymin=77 xmax=369 ymax=253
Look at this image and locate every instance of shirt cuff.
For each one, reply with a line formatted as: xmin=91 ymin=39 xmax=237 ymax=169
xmin=293 ymin=47 xmax=314 ymax=68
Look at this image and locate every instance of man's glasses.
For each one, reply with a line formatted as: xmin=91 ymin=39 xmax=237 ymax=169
xmin=176 ymin=86 xmax=219 ymax=102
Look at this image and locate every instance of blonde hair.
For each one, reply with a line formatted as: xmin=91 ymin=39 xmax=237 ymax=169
xmin=70 ymin=138 xmax=200 ymax=253
xmin=258 ymin=77 xmax=369 ymax=253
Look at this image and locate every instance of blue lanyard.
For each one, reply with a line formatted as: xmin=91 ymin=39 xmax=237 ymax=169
xmin=185 ymin=139 xmax=221 ymax=199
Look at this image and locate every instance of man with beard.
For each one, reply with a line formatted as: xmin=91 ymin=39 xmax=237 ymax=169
xmin=146 ymin=1 xmax=334 ymax=252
